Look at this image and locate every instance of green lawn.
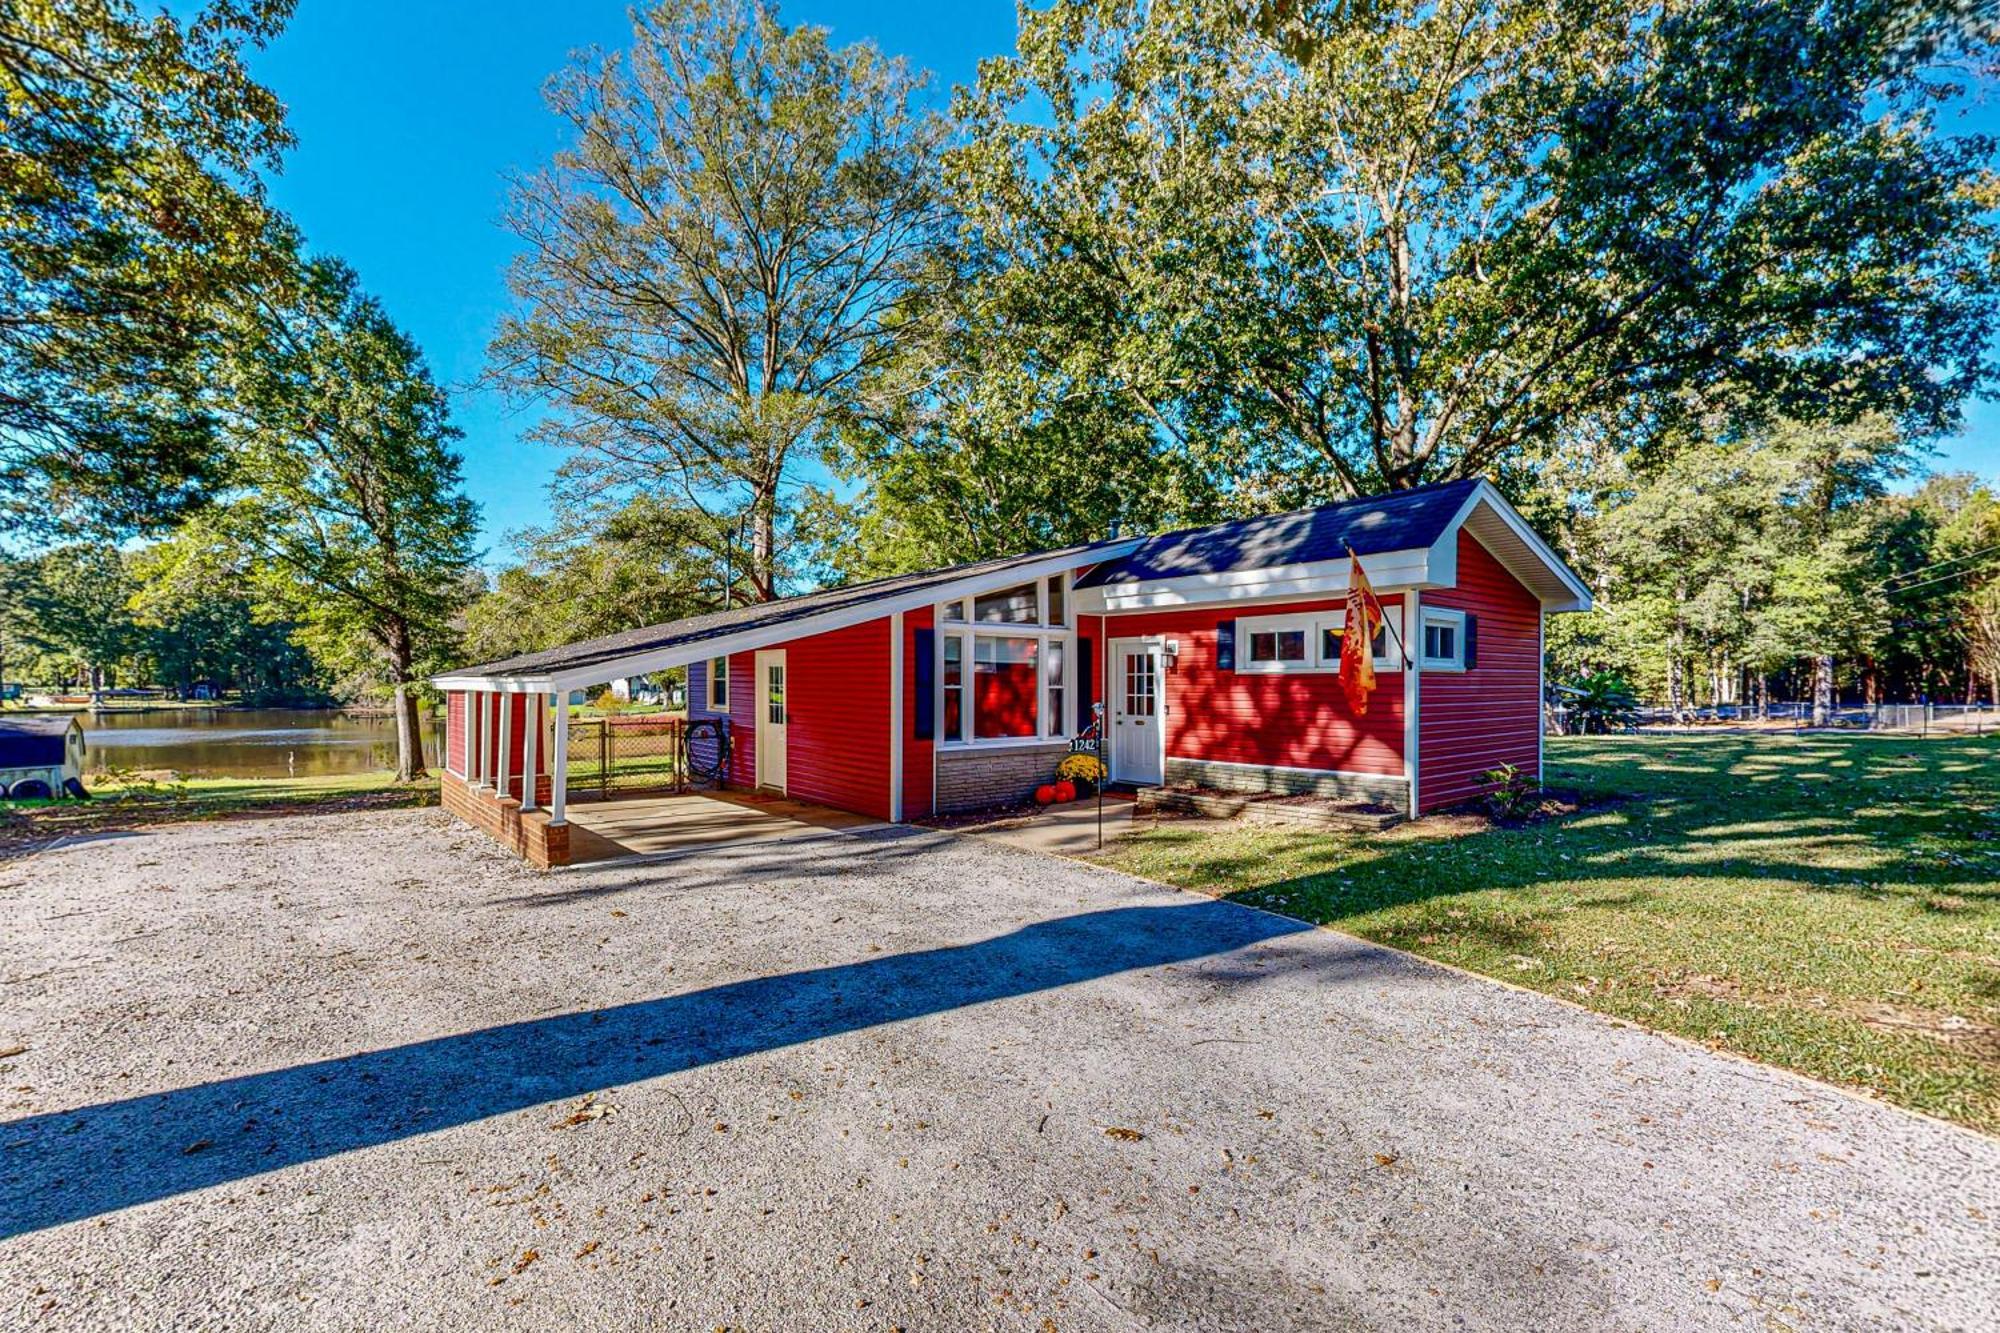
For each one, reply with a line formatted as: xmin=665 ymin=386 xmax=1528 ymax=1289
xmin=1101 ymin=733 xmax=2000 ymax=1133
xmin=0 ymin=771 xmax=436 ymax=854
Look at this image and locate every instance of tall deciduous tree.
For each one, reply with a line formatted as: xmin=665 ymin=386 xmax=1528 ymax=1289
xmin=220 ymin=256 xmax=477 ymax=780
xmin=13 ymin=544 xmax=142 ymax=701
xmin=491 ymin=0 xmax=950 ymax=600
xmin=949 ymin=0 xmax=1998 ymax=498
xmin=0 ymin=0 xmax=292 ymax=534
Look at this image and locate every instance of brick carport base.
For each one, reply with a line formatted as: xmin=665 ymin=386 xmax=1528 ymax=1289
xmin=441 ymin=771 xmax=569 ymax=868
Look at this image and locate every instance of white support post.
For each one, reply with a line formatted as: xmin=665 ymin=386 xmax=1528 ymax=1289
xmin=549 ymin=691 xmax=568 ymax=826
xmin=473 ymin=692 xmax=489 ymax=787
xmin=521 ymin=695 xmax=540 ymax=812
xmin=497 ymin=692 xmax=514 ymax=801
xmin=1403 ymin=589 xmax=1422 ymax=818
xmin=888 ymin=612 xmax=905 ymax=823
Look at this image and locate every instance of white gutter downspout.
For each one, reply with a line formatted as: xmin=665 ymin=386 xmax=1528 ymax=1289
xmin=888 ymin=612 xmax=905 ymax=822
xmin=1404 ymin=589 xmax=1422 ymax=818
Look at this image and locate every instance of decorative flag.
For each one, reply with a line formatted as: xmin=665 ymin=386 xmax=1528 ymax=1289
xmin=1340 ymin=552 xmax=1384 ymax=714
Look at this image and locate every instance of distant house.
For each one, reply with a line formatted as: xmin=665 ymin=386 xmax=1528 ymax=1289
xmin=0 ymin=716 xmax=86 ymax=799
xmin=432 ymin=479 xmax=1591 ymax=864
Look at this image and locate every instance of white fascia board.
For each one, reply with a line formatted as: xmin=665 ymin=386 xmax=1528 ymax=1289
xmin=1077 ymin=547 xmax=1434 ymax=613
xmin=443 ymin=543 xmax=1143 ymax=695
xmin=1442 ymin=481 xmax=1594 ymax=612
xmin=431 ymin=675 xmax=556 ymax=693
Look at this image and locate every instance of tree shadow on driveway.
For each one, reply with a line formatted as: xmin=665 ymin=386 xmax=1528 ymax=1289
xmin=1 ymin=899 xmax=1317 ymax=1240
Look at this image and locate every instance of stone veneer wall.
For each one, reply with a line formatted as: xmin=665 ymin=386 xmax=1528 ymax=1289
xmin=442 ymin=771 xmax=569 ymax=868
xmin=1163 ymin=756 xmax=1409 ymax=811
xmin=934 ymin=742 xmax=1072 ymax=814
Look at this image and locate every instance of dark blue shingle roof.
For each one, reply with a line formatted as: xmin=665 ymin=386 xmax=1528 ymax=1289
xmin=0 ymin=716 xmax=77 ymax=767
xmin=1075 ymin=478 xmax=1483 ymax=588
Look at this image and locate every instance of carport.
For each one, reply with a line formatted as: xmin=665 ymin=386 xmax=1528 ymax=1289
xmin=427 ymin=541 xmax=1128 ymax=867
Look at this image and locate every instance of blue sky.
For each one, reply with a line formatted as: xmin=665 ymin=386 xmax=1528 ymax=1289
xmin=245 ymin=2 xmax=1999 ymax=561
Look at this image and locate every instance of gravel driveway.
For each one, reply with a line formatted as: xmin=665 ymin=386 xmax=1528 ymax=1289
xmin=1 ymin=809 xmax=1994 ymax=1331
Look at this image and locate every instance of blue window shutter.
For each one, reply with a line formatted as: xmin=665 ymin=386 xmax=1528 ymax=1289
xmin=1078 ymin=636 xmax=1095 ymax=724
xmin=913 ymin=627 xmax=936 ymax=739
xmin=1216 ymin=619 xmax=1236 ymax=671
xmin=1463 ymin=614 xmax=1478 ymax=669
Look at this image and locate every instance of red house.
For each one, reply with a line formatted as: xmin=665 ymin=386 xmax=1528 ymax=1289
xmin=434 ymin=479 xmax=1590 ymax=865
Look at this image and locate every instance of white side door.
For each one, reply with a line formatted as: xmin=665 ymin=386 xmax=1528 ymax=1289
xmin=1109 ymin=640 xmax=1164 ymax=785
xmin=755 ymin=649 xmax=787 ymax=792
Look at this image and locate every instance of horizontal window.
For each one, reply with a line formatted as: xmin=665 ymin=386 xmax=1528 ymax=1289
xmin=1239 ymin=608 xmax=1401 ymax=674
xmin=974 ymin=582 xmax=1039 ymax=624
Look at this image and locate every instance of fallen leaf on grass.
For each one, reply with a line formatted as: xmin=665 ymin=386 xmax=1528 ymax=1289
xmin=1373 ymin=1153 xmax=1399 ymax=1168
xmin=1104 ymin=1127 xmax=1144 ymax=1142
xmin=574 ymin=1241 xmax=600 ymax=1259
xmin=512 ymin=1249 xmax=539 ymax=1274
xmin=0 ymin=1045 xmax=26 ymax=1059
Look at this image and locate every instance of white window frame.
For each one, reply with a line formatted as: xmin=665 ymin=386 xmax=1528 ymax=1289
xmin=935 ymin=573 xmax=1077 ymax=749
xmin=1419 ymin=606 xmax=1468 ymax=673
xmin=707 ymin=655 xmax=730 ymax=711
xmin=1238 ymin=607 xmax=1401 ymax=674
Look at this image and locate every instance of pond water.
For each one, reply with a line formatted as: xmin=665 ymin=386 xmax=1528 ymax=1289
xmin=78 ymin=708 xmax=445 ymax=779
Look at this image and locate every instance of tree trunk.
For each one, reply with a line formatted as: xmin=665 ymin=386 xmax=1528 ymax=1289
xmin=386 ymin=621 xmax=426 ymax=782
xmin=750 ymin=481 xmax=778 ymax=602
xmin=1811 ymin=654 xmax=1835 ymax=727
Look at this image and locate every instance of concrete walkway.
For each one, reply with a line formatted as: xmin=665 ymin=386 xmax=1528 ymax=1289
xmin=1 ymin=809 xmax=1994 ymax=1330
xmin=954 ymin=793 xmax=1142 ymax=856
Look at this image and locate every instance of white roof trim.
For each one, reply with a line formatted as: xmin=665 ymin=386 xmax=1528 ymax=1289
xmin=1439 ymin=481 xmax=1593 ymax=612
xmin=1074 ymin=546 xmax=1434 ymax=613
xmin=432 ymin=542 xmax=1142 ymax=693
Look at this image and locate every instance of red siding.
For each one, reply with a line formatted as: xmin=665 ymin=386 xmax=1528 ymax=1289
xmin=901 ymin=608 xmax=935 ymax=820
xmin=1102 ymin=600 xmax=1406 ymax=777
xmin=446 ymin=691 xmax=467 ymax=774
xmin=782 ymin=618 xmax=894 ymax=819
xmin=1418 ymin=532 xmax=1543 ymax=812
xmin=455 ymin=691 xmax=543 ymax=799
xmin=727 ymin=653 xmax=756 ymax=787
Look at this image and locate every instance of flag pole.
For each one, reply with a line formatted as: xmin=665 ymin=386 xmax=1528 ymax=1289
xmin=1347 ymin=544 xmax=1412 ymax=669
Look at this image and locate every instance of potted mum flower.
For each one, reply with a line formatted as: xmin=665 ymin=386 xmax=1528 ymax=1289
xmin=1055 ymin=752 xmax=1107 ymax=797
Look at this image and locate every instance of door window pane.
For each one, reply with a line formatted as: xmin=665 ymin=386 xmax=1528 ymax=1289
xmin=765 ymin=664 xmax=785 ymax=724
xmin=1123 ymin=651 xmax=1156 ymax=717
xmin=973 ymin=582 xmax=1038 ymax=624
xmin=973 ymin=635 xmax=1039 ymax=737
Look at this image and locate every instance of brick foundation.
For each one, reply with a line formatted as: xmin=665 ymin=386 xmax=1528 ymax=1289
xmin=934 ymin=742 xmax=1071 ymax=814
xmin=1163 ymin=756 xmax=1409 ymax=812
xmin=442 ymin=771 xmax=571 ymax=868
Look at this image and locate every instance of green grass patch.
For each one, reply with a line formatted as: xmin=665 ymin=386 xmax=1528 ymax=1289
xmin=0 ymin=770 xmax=436 ymax=854
xmin=1101 ymin=733 xmax=2000 ymax=1133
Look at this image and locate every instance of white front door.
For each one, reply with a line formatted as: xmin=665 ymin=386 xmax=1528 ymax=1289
xmin=755 ymin=649 xmax=787 ymax=792
xmin=1110 ymin=640 xmax=1164 ymax=785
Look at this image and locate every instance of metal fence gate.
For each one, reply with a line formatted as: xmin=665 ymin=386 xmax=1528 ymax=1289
xmin=561 ymin=714 xmax=733 ymax=800
xmin=564 ymin=715 xmax=684 ymax=799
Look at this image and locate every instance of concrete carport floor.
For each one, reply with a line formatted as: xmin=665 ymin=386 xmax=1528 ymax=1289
xmin=560 ymin=789 xmax=883 ymax=863
xmin=0 ymin=807 xmax=1993 ymax=1331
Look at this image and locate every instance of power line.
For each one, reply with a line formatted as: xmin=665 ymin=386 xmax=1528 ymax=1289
xmin=1875 ymin=541 xmax=2000 ymax=592
xmin=1884 ymin=559 xmax=2000 ymax=599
